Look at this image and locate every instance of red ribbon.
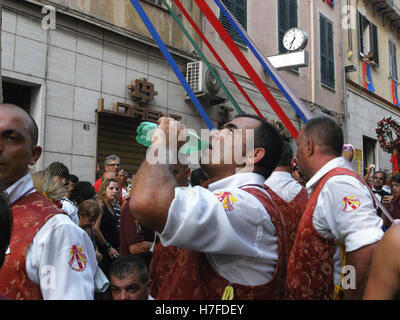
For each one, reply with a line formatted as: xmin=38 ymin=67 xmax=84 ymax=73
xmin=174 ymin=0 xmax=263 ymax=119
xmin=390 ymin=152 xmax=399 ymax=173
xmin=392 ymin=80 xmax=398 ymax=105
xmin=194 ymin=0 xmax=299 ymax=139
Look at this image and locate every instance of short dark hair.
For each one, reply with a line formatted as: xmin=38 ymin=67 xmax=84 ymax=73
xmin=110 ymin=255 xmax=148 ymax=283
xmin=234 ymin=114 xmax=283 ymax=179
xmin=0 ymin=193 xmax=12 ymax=269
xmin=190 ymin=168 xmax=208 ymax=187
xmin=278 ymin=141 xmax=294 ymax=167
xmin=26 ymin=112 xmax=39 ymax=147
xmin=69 ymin=181 xmax=96 ymax=206
xmin=69 ymin=175 xmax=79 ymax=184
xmin=374 ymin=171 xmax=387 ymax=181
xmin=392 ymin=173 xmax=400 ymax=184
xmin=303 ymin=117 xmax=343 ymax=156
xmin=46 ymin=162 xmax=70 ymax=183
xmin=5 ymin=105 xmax=38 ymax=147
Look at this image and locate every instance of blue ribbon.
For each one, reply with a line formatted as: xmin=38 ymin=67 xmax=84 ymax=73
xmin=129 ymin=0 xmax=215 ymax=130
xmin=365 ymin=63 xmax=375 ymax=93
xmin=214 ymin=0 xmax=310 ymax=123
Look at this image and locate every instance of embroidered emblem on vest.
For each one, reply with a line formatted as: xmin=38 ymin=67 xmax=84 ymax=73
xmin=68 ymin=245 xmax=87 ymax=272
xmin=215 ymin=192 xmax=238 ymax=212
xmin=342 ymin=196 xmax=361 ymax=212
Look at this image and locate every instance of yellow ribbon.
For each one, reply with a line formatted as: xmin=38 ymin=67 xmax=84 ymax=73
xmin=333 ymin=242 xmax=346 ymax=300
xmin=222 ymin=285 xmax=234 ymax=300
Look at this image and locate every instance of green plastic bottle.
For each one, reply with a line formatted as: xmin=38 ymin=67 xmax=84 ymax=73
xmin=136 ymin=122 xmax=209 ymax=154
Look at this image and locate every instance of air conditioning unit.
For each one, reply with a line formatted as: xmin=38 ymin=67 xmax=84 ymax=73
xmin=185 ymin=60 xmax=229 ymax=106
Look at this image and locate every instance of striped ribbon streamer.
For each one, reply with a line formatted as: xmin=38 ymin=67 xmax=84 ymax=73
xmin=214 ymin=0 xmax=313 ymax=123
xmin=160 ymin=0 xmax=243 ymax=115
xmin=129 ymin=0 xmax=215 ymax=130
xmin=194 ymin=0 xmax=299 ymax=138
xmin=174 ymin=0 xmax=264 ymax=119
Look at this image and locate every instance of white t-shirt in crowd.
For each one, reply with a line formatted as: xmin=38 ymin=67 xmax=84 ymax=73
xmin=265 ymin=171 xmax=304 ymax=203
xmin=61 ymin=197 xmax=79 ymax=225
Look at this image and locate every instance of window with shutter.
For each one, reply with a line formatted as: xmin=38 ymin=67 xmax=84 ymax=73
xmin=370 ymin=24 xmax=379 ymax=65
xmin=358 ymin=12 xmax=365 ymax=56
xmin=358 ymin=12 xmax=379 ymax=67
xmin=320 ymin=14 xmax=335 ymax=89
xmin=219 ymin=0 xmax=247 ymax=46
xmin=389 ymin=39 xmax=398 ymax=81
xmin=278 ymin=0 xmax=298 ymax=53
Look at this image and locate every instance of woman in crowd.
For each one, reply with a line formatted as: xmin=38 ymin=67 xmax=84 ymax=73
xmin=95 ymin=178 xmax=120 ymax=276
xmin=382 ymin=173 xmax=400 ymax=229
xmin=78 ymin=199 xmax=103 ymax=264
xmin=69 ymin=181 xmax=97 ymax=207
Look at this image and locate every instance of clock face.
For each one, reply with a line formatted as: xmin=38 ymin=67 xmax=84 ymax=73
xmin=283 ymin=28 xmax=308 ymax=52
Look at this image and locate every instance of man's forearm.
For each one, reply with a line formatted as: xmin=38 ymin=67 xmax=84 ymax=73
xmin=129 ymin=241 xmax=153 ymax=255
xmin=342 ymin=243 xmax=378 ymax=299
xmin=130 ymin=155 xmax=177 ymax=233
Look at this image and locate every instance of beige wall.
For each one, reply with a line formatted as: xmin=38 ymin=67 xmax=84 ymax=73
xmin=23 ymin=0 xmax=201 ymax=55
xmin=202 ymin=0 xmax=344 ymax=116
xmin=345 ymin=0 xmax=400 ymax=107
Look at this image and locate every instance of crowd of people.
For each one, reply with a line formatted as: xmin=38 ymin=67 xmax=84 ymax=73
xmin=1 ymin=103 xmax=400 ymax=300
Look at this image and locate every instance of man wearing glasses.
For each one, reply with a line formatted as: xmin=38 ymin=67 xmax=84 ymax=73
xmin=94 ymin=155 xmax=123 ymax=204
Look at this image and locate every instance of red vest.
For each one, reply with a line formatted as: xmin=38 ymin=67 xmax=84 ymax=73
xmin=155 ymin=185 xmax=289 ymax=300
xmin=266 ymin=185 xmax=308 ymax=252
xmin=150 ymin=238 xmax=181 ymax=298
xmin=0 ymin=192 xmax=64 ymax=300
xmin=285 ymin=168 xmax=375 ymax=300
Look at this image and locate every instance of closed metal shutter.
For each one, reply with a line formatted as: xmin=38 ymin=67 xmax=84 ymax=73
xmin=97 ymin=111 xmax=148 ymax=177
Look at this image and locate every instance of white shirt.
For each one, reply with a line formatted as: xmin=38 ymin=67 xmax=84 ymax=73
xmin=61 ymin=198 xmax=79 ymax=225
xmin=307 ymin=157 xmax=384 ymax=285
xmin=121 ymin=188 xmax=129 ymax=199
xmin=265 ymin=171 xmax=304 ymax=203
xmin=5 ymin=173 xmax=97 ymax=300
xmin=159 ymin=172 xmax=278 ymax=286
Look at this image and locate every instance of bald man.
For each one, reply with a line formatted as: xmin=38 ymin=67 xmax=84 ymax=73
xmin=0 ymin=105 xmax=98 ymax=300
xmin=286 ymin=117 xmax=383 ymax=300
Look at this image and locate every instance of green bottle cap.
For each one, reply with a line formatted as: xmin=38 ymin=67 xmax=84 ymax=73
xmin=136 ymin=122 xmax=157 ymax=147
xmin=135 ymin=122 xmax=209 ymax=154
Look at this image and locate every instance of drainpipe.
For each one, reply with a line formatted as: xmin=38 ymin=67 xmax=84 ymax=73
xmin=309 ymin=0 xmax=316 ymax=110
xmin=342 ymin=0 xmax=350 ymax=143
xmin=0 ymin=5 xmax=2 ymax=104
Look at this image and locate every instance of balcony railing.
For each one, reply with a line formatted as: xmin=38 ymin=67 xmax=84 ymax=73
xmin=385 ymin=0 xmax=400 ymax=17
xmin=369 ymin=0 xmax=400 ymax=30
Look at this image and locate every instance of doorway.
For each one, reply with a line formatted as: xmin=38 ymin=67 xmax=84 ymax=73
xmin=363 ymin=135 xmax=377 ymax=176
xmin=2 ymin=81 xmax=31 ymax=112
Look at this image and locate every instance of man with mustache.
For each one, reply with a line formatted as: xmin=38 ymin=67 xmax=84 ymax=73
xmin=130 ymin=115 xmax=288 ymax=300
xmin=0 ymin=104 xmax=97 ymax=300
